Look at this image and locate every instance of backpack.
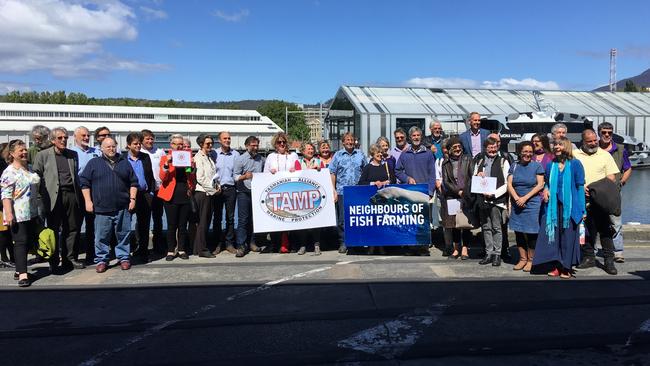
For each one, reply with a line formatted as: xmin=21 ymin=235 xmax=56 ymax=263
xmin=30 ymin=226 xmax=56 ymax=260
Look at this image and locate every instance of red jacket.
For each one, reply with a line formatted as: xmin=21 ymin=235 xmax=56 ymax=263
xmin=157 ymin=153 xmax=196 ymax=202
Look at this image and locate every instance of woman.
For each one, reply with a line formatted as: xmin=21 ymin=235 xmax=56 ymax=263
xmin=0 ymin=143 xmax=14 ymax=267
xmin=358 ymin=144 xmax=397 ymax=255
xmin=1 ymin=140 xmax=40 ymax=287
xmin=294 ymin=142 xmax=325 ymax=255
xmin=440 ymin=137 xmax=473 ymax=260
xmin=318 ymin=140 xmax=333 ymax=167
xmin=375 ymin=136 xmax=396 ymax=177
xmin=264 ymin=132 xmax=298 ymax=253
xmin=531 ymin=133 xmax=554 ymax=169
xmin=193 ymin=134 xmax=219 ymax=258
xmin=507 ymin=141 xmax=545 ymax=271
xmin=159 ymin=134 xmax=196 ymax=261
xmin=533 ymin=137 xmax=586 ymax=279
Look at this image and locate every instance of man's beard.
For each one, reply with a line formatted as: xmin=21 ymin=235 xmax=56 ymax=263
xmin=582 ymin=145 xmax=598 ymax=154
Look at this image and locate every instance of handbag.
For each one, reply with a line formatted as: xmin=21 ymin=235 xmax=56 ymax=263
xmin=454 ymin=207 xmax=475 ymax=229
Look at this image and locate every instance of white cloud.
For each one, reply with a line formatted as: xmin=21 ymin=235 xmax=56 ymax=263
xmin=213 ymin=9 xmax=250 ymax=22
xmin=140 ymin=6 xmax=167 ymax=20
xmin=0 ymin=81 xmax=33 ymax=93
xmin=406 ymin=76 xmax=560 ymax=90
xmin=0 ymin=0 xmax=165 ymax=77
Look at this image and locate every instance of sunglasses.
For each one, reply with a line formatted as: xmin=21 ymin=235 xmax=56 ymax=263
xmin=600 ymin=131 xmax=613 ymax=136
xmin=98 ymin=133 xmax=110 ymax=138
xmin=276 ymin=140 xmax=287 ymax=145
xmin=56 ymin=136 xmax=68 ymax=140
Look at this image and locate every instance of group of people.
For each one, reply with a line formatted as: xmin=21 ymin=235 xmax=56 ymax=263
xmin=0 ymin=112 xmax=631 ymax=287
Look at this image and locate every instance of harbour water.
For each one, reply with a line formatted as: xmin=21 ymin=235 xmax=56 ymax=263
xmin=622 ymin=168 xmax=650 ymax=224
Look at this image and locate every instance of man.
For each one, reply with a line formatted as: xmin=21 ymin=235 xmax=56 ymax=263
xmin=69 ymin=126 xmax=100 ymax=264
xmin=395 ymin=126 xmax=437 ymax=256
xmin=391 ymin=127 xmax=410 ymax=163
xmin=473 ymin=137 xmax=510 ymax=267
xmin=459 ymin=112 xmax=490 ymax=157
xmin=125 ymin=132 xmax=156 ymax=263
xmin=550 ymin=123 xmax=578 ymax=149
xmin=140 ymin=129 xmax=167 ymax=255
xmin=27 ymin=125 xmax=51 ymax=165
xmin=80 ymin=136 xmax=138 ymax=273
xmin=213 ymin=131 xmax=240 ymax=254
xmin=94 ymin=126 xmax=111 ymax=146
xmin=598 ymin=122 xmax=631 ymax=263
xmin=33 ymin=127 xmax=84 ymax=271
xmin=574 ymin=129 xmax=620 ymax=275
xmin=422 ymin=119 xmax=445 ymax=160
xmin=233 ymin=136 xmax=265 ymax=258
xmin=330 ymin=132 xmax=367 ymax=253
xmin=488 ymin=132 xmax=514 ymax=263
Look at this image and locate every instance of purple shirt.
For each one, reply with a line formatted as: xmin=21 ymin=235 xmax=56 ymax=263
xmin=470 ymin=131 xmax=481 ymax=157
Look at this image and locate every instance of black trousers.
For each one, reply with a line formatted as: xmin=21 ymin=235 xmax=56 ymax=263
xmin=213 ymin=185 xmax=236 ymax=248
xmin=0 ymin=230 xmax=13 ymax=263
xmin=151 ymin=193 xmax=165 ymax=253
xmin=48 ymin=190 xmax=81 ymax=265
xmin=515 ymin=232 xmax=537 ymax=250
xmin=11 ymin=219 xmax=37 ymax=274
xmin=193 ymin=191 xmax=213 ymax=254
xmin=443 ymin=228 xmax=471 ymax=249
xmin=164 ymin=201 xmax=191 ymax=253
xmin=133 ymin=191 xmax=152 ymax=258
xmin=583 ymin=203 xmax=615 ymax=259
xmin=294 ymin=229 xmax=321 ymax=248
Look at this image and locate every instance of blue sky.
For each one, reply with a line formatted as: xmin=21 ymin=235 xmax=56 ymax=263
xmin=0 ymin=0 xmax=648 ymax=104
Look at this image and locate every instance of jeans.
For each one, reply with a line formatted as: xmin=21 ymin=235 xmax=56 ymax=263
xmin=611 ymin=213 xmax=623 ymax=253
xmin=480 ymin=205 xmax=503 ymax=256
xmin=94 ymin=209 xmax=132 ymax=264
xmin=236 ymin=192 xmax=253 ymax=249
xmin=213 ymin=185 xmax=237 ymax=247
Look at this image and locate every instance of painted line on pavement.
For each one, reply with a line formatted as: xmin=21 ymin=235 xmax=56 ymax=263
xmin=79 ymin=256 xmax=388 ymax=365
xmin=337 ymin=298 xmax=453 ymax=360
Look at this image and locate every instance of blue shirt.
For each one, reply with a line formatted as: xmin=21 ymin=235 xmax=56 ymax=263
xmin=69 ymin=145 xmax=99 ymax=174
xmin=128 ymin=154 xmax=148 ymax=192
xmin=233 ymin=151 xmax=265 ymax=192
xmin=329 ymin=148 xmax=367 ymax=195
xmin=214 ymin=147 xmax=240 ymax=186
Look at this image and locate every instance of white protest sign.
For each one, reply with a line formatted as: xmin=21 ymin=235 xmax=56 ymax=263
xmin=171 ymin=150 xmax=191 ymax=167
xmin=470 ymin=176 xmax=497 ymax=195
xmin=252 ymin=168 xmax=336 ymax=233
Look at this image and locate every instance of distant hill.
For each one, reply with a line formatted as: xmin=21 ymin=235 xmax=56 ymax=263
xmin=593 ymin=68 xmax=650 ymax=91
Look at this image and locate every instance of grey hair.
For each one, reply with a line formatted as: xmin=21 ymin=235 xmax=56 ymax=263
xmin=408 ymin=126 xmax=422 ymax=136
xmin=30 ymin=125 xmax=50 ymax=140
xmin=101 ymin=135 xmax=117 ymax=146
xmin=74 ymin=126 xmax=89 ymax=135
xmin=169 ymin=133 xmax=184 ymax=142
xmin=597 ymin=121 xmax=614 ymax=133
xmin=551 ymin=123 xmax=567 ymax=134
xmin=375 ymin=136 xmax=390 ymax=146
xmin=49 ymin=127 xmax=68 ymax=141
xmin=368 ymin=143 xmax=381 ymax=157
xmin=429 ymin=118 xmax=441 ymax=128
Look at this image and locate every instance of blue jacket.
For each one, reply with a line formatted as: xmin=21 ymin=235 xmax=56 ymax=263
xmin=395 ymin=145 xmax=437 ymax=195
xmin=459 ymin=128 xmax=490 ymax=156
xmin=544 ymin=158 xmax=586 ymax=225
xmin=79 ymin=154 xmax=139 ymax=214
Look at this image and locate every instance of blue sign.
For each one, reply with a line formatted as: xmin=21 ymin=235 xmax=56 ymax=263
xmin=343 ymin=184 xmax=431 ymax=247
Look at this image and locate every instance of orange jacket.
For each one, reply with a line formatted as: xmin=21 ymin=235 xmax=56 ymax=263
xmin=157 ymin=153 xmax=196 ymax=202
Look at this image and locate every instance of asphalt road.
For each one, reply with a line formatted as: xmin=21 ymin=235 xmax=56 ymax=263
xmin=2 ymin=246 xmax=650 ymax=365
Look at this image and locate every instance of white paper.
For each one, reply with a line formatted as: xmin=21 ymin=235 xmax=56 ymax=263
xmin=446 ymin=199 xmax=462 ymax=215
xmin=171 ymin=150 xmax=191 ymax=167
xmin=470 ymin=176 xmax=497 ymax=195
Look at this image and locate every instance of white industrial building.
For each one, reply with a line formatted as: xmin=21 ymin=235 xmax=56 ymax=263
xmin=326 ymin=86 xmax=650 ymax=150
xmin=0 ymin=103 xmax=282 ymax=150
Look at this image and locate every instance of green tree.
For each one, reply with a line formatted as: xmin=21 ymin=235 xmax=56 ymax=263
xmin=256 ymin=100 xmax=309 ymax=142
xmin=624 ymin=80 xmax=639 ymax=92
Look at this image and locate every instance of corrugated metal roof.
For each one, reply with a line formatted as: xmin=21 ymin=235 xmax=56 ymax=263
xmin=335 ymin=86 xmax=650 ymax=117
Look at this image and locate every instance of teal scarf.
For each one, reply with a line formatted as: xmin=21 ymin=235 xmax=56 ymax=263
xmin=546 ymin=160 xmax=573 ymax=243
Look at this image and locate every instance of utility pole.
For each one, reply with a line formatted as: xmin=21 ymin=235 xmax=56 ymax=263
xmin=285 ymin=106 xmax=288 ymax=133
xmin=610 ymin=48 xmax=617 ymax=92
